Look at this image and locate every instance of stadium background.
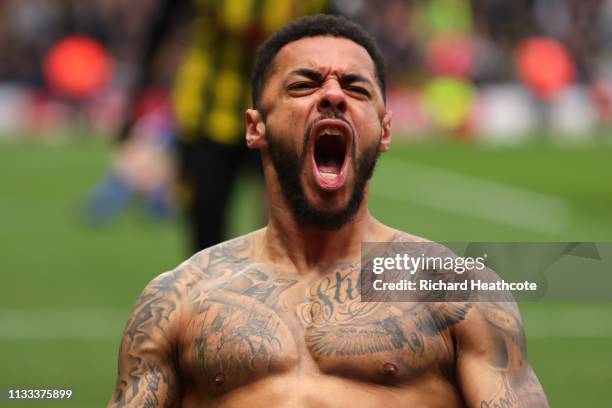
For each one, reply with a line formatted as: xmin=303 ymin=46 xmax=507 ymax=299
xmin=1 ymin=0 xmax=611 ymax=406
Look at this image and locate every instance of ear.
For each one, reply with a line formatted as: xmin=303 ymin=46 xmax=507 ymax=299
xmin=245 ymin=109 xmax=267 ymax=149
xmin=378 ymin=110 xmax=392 ymax=152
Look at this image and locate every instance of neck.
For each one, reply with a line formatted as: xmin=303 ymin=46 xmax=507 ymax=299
xmin=259 ymin=193 xmax=388 ymax=275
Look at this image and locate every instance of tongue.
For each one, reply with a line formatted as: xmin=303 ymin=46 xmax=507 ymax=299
xmin=317 ymin=160 xmax=341 ymax=177
xmin=317 ymin=162 xmax=340 ymax=174
xmin=314 ymin=133 xmax=345 ymax=179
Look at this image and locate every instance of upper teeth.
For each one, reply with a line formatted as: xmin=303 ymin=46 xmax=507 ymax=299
xmin=320 ymin=128 xmax=341 ymax=137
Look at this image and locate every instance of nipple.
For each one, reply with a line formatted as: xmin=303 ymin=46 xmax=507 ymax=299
xmin=213 ymin=372 xmax=225 ymax=386
xmin=382 ymin=362 xmax=398 ymax=376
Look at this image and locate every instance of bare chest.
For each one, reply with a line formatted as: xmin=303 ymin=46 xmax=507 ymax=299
xmin=178 ymin=266 xmax=463 ymax=396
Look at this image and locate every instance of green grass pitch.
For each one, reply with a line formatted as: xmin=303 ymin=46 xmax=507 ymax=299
xmin=1 ymin=137 xmax=611 ymax=407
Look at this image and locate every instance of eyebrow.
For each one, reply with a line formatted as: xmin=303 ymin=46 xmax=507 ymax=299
xmin=288 ymin=68 xmax=374 ymax=88
xmin=289 ymin=68 xmax=323 ymax=82
xmin=340 ymin=73 xmax=374 ymax=88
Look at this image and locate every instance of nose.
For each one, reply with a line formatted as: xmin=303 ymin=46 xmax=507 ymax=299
xmin=317 ymin=80 xmax=347 ymax=114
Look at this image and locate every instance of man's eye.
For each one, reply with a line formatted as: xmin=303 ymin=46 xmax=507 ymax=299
xmin=346 ymin=86 xmax=370 ymax=97
xmin=288 ymin=82 xmax=316 ymax=91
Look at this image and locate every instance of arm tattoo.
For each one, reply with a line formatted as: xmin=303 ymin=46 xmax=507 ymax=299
xmin=479 ymin=371 xmax=548 ymax=408
xmin=479 ymin=374 xmax=518 ymax=408
xmin=473 ymin=302 xmax=548 ymax=407
xmin=142 ymin=362 xmax=169 ymax=408
xmin=111 ymin=268 xmax=189 ymax=407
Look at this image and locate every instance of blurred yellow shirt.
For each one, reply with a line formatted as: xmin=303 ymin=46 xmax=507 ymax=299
xmin=173 ymin=0 xmax=328 ymax=145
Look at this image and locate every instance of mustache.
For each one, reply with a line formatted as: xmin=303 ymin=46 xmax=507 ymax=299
xmin=314 ymin=111 xmax=352 ymax=127
xmin=307 ymin=111 xmax=354 ymax=138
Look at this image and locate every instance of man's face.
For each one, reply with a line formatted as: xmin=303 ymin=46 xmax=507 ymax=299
xmin=257 ymin=36 xmax=391 ymax=229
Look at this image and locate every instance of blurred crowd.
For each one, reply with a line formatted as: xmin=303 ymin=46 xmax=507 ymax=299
xmin=2 ymin=0 xmax=612 ymax=141
xmin=0 ymin=0 xmax=180 ymax=138
xmin=2 ymin=0 xmax=611 ymax=251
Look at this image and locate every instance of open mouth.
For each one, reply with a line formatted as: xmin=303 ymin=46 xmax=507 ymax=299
xmin=315 ymin=131 xmax=346 ymax=178
xmin=311 ymin=119 xmax=351 ymax=190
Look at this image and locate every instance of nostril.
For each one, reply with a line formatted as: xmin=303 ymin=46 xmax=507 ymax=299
xmin=319 ymin=97 xmax=346 ymax=113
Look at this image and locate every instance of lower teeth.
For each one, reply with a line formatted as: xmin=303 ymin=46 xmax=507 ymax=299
xmin=321 ymin=172 xmax=338 ymax=180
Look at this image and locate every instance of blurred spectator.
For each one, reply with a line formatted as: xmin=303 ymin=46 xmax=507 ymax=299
xmin=120 ymin=0 xmax=331 ymax=252
xmin=84 ymin=93 xmax=176 ymax=224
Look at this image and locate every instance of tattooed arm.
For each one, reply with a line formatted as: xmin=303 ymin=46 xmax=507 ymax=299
xmin=108 ymin=270 xmax=186 ymax=407
xmin=455 ymin=301 xmax=548 ymax=408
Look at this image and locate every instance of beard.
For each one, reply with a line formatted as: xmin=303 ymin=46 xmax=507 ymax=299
xmin=266 ymin=115 xmax=381 ymax=230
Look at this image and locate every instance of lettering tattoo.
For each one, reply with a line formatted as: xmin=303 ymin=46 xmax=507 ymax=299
xmin=301 ymin=263 xmax=378 ymax=325
xmin=300 ymin=261 xmax=472 ymax=361
xmin=110 ymin=233 xmax=547 ymax=406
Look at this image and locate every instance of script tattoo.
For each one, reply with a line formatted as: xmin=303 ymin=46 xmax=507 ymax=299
xmin=301 ymin=262 xmax=377 ymax=325
xmin=302 ymin=260 xmax=472 ymax=362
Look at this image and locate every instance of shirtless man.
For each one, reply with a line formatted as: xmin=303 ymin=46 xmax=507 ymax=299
xmin=109 ymin=15 xmax=548 ymax=407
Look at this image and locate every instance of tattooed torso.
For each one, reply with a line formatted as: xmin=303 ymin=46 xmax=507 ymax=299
xmin=170 ymin=233 xmax=466 ymax=407
xmin=111 ymin=231 xmax=548 ymax=407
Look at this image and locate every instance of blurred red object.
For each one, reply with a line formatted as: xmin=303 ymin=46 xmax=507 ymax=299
xmin=134 ymin=88 xmax=171 ymax=119
xmin=516 ymin=37 xmax=575 ymax=100
xmin=427 ymin=35 xmax=473 ymax=78
xmin=43 ymin=35 xmax=113 ymax=99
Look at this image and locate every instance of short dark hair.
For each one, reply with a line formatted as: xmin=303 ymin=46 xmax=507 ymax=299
xmin=252 ymin=14 xmax=386 ymax=110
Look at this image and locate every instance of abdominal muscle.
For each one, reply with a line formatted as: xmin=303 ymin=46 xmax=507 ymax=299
xmin=180 ymin=369 xmax=465 ymax=408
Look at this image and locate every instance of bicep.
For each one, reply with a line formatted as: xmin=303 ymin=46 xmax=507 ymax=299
xmin=459 ymin=356 xmax=547 ymax=407
xmin=109 ymin=355 xmax=176 ymax=407
xmin=109 ymin=271 xmax=184 ymax=407
xmin=456 ymin=302 xmax=548 ymax=408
